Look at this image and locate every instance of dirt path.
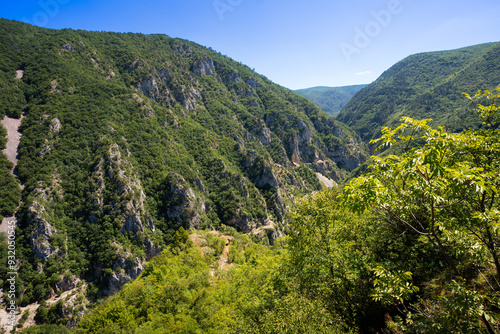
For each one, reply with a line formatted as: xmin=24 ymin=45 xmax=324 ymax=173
xmin=218 ymin=236 xmax=231 ymax=271
xmin=191 ymin=232 xmax=232 ymax=276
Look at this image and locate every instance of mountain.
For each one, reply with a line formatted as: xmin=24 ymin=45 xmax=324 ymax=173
xmin=295 ymin=84 xmax=367 ymax=117
xmin=337 ymin=42 xmax=500 ymax=142
xmin=0 ymin=18 xmax=367 ymax=324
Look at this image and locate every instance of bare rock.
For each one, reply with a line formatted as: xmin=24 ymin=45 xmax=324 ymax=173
xmin=246 ymin=79 xmax=260 ymax=89
xmin=163 ymin=173 xmax=201 ymax=228
xmin=62 ymin=43 xmax=74 ymax=51
xmin=40 ymin=139 xmax=51 ymax=158
xmin=158 ymin=68 xmax=171 ymax=82
xmin=105 ymin=249 xmax=144 ymax=296
xmin=27 ymin=188 xmax=60 ymax=261
xmin=297 ymin=118 xmax=313 ymax=143
xmin=50 ymin=118 xmax=62 ymax=133
xmin=138 ymin=76 xmax=160 ymax=99
xmin=55 ymin=276 xmax=80 ymax=293
xmin=174 ymin=86 xmax=201 ymax=110
xmin=107 ymin=144 xmax=148 ymax=233
xmin=192 ymin=58 xmax=216 ymax=76
xmin=15 ymin=70 xmax=24 ymax=79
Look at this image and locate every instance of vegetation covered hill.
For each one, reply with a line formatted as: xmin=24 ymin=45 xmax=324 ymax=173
xmin=68 ymin=88 xmax=500 ymax=334
xmin=337 ymin=42 xmax=500 ymax=142
xmin=295 ymin=84 xmax=367 ymax=117
xmin=0 ymin=18 xmax=368 ymax=328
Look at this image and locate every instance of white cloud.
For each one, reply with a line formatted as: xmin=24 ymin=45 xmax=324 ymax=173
xmin=356 ymin=70 xmax=372 ymax=76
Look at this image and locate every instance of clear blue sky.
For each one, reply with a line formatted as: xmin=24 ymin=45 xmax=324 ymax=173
xmin=2 ymin=0 xmax=499 ymax=90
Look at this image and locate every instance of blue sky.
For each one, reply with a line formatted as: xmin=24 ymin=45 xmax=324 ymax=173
xmin=2 ymin=0 xmax=499 ymax=89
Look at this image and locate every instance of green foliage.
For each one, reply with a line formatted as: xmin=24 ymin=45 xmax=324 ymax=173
xmin=343 ymin=89 xmax=500 ymax=332
xmin=371 ymin=266 xmax=419 ymax=306
xmin=260 ymin=292 xmax=355 ymax=334
xmin=20 ymin=324 xmax=70 ymax=333
xmin=0 ymin=123 xmax=6 ymax=149
xmin=278 ymin=188 xmax=397 ymax=332
xmin=400 ymin=280 xmax=494 ymax=333
xmin=338 ymin=42 xmax=500 ymax=142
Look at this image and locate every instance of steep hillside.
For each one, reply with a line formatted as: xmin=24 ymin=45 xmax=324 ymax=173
xmin=0 ymin=18 xmax=367 ymax=325
xmin=337 ymin=42 xmax=500 ymax=142
xmin=295 ymin=84 xmax=367 ymax=117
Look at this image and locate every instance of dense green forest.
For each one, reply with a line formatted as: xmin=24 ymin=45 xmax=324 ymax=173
xmin=25 ymin=88 xmax=500 ymax=333
xmin=295 ymin=84 xmax=367 ymax=117
xmin=0 ymin=18 xmax=368 ymax=330
xmin=337 ymin=42 xmax=500 ymax=143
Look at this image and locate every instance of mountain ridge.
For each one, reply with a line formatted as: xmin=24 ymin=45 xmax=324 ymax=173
xmin=294 ymin=84 xmax=367 ymax=117
xmin=337 ymin=41 xmax=500 ymax=142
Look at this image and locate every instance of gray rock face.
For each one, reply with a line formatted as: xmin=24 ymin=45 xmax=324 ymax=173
xmin=27 ymin=188 xmax=60 ymax=262
xmin=107 ymin=144 xmax=148 ymax=234
xmin=227 ymin=216 xmax=255 ymax=233
xmin=242 ymin=152 xmax=285 ymax=222
xmin=174 ymin=86 xmax=201 ymax=110
xmin=260 ymin=126 xmax=272 ymax=145
xmin=246 ymin=79 xmax=259 ymax=89
xmin=248 ymin=119 xmax=272 ymax=145
xmin=143 ymin=237 xmax=162 ymax=261
xmin=174 ymin=44 xmax=193 ymax=56
xmin=158 ymin=68 xmax=171 ymax=82
xmin=40 ymin=139 xmax=52 ymax=158
xmin=55 ymin=277 xmax=80 ymax=293
xmin=192 ymin=58 xmax=216 ymax=76
xmin=309 ymin=159 xmax=342 ymax=181
xmin=297 ymin=118 xmax=313 ymax=143
xmin=139 ymin=76 xmax=160 ymax=99
xmin=86 ymin=144 xmax=164 ymax=294
xmin=62 ymin=43 xmax=73 ymax=51
xmin=89 ymin=144 xmax=161 ymax=262
xmin=311 ymin=118 xmax=367 ymax=171
xmin=105 ymin=248 xmax=144 ymax=296
xmin=30 ymin=219 xmax=59 ymax=261
xmin=89 ymin=157 xmax=105 ymax=224
xmin=244 ymin=154 xmax=279 ymax=190
xmin=50 ymin=117 xmax=62 ymax=133
xmin=326 ymin=148 xmax=364 ymax=171
xmin=163 ymin=173 xmax=202 ymax=229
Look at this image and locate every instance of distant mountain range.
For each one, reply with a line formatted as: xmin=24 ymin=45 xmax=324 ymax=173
xmin=294 ymin=84 xmax=367 ymax=117
xmin=337 ymin=42 xmax=500 ymax=142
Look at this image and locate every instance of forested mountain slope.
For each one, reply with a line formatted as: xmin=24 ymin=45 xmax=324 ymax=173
xmin=295 ymin=84 xmax=367 ymax=117
xmin=0 ymin=18 xmax=368 ymax=323
xmin=337 ymin=42 xmax=500 ymax=142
